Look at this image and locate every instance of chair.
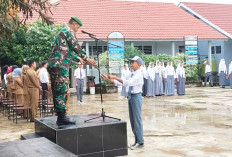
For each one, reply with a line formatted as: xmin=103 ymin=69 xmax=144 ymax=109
xmin=12 ymin=92 xmax=31 ymax=124
xmin=38 ymin=90 xmax=54 ymax=117
xmin=1 ymin=91 xmax=14 ymax=116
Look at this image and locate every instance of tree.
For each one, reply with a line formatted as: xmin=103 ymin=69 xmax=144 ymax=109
xmin=23 ymin=20 xmax=64 ymax=62
xmin=0 ymin=20 xmax=64 ymax=66
xmin=0 ymin=26 xmax=27 ymax=66
xmin=124 ymin=45 xmax=143 ymax=62
xmin=0 ymin=0 xmax=55 ymax=41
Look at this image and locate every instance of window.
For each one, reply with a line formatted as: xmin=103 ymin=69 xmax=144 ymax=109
xmin=135 ymin=46 xmax=142 ymax=51
xmin=179 ymin=46 xmax=185 ymax=53
xmin=211 ymin=46 xmax=221 ymax=54
xmin=211 ymin=46 xmax=215 ymax=54
xmin=216 ymin=46 xmax=221 ymax=54
xmin=143 ymin=46 xmax=152 ymax=55
xmin=135 ymin=46 xmax=152 ymax=55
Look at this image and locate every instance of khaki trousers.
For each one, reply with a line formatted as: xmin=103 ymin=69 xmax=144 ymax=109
xmin=28 ymin=88 xmax=39 ymax=121
xmin=23 ymin=94 xmax=30 ymax=117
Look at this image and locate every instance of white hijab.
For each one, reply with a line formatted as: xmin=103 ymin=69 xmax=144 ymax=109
xmin=219 ymin=59 xmax=227 ymax=73
xmin=121 ymin=64 xmax=131 ymax=79
xmin=146 ymin=62 xmax=155 ymax=81
xmin=176 ymin=63 xmax=185 ymax=78
xmin=140 ymin=62 xmax=147 ymax=78
xmin=165 ymin=61 xmax=175 ymax=78
xmin=229 ymin=61 xmax=232 ymax=74
xmin=155 ymin=60 xmax=162 ymax=77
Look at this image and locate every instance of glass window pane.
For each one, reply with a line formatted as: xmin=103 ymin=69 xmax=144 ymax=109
xmin=211 ymin=46 xmax=215 ymax=54
xmin=143 ymin=46 xmax=152 ymax=54
xmin=216 ymin=46 xmax=221 ymax=54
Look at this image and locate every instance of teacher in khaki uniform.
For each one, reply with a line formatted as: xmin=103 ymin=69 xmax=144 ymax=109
xmin=26 ymin=60 xmax=42 ymax=122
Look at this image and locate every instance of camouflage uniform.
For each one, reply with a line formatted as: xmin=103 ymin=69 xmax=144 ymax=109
xmin=48 ymin=26 xmax=87 ymax=112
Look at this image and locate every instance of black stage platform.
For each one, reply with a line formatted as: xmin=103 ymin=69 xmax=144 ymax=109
xmin=0 ymin=137 xmax=76 ymax=157
xmin=35 ymin=114 xmax=128 ymax=157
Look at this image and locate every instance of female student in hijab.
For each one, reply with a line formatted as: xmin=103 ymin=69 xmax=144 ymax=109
xmin=160 ymin=61 xmax=166 ymax=95
xmin=165 ymin=61 xmax=176 ymax=96
xmin=176 ymin=62 xmax=186 ymax=95
xmin=154 ymin=60 xmax=162 ymax=96
xmin=121 ymin=64 xmax=131 ymax=98
xmin=146 ymin=62 xmax=155 ymax=97
xmin=140 ymin=61 xmax=147 ymax=96
xmin=13 ymin=68 xmax=24 ymax=105
xmin=218 ymin=59 xmax=227 ymax=88
xmin=229 ymin=61 xmax=232 ymax=89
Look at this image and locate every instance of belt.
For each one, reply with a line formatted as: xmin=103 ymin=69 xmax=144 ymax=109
xmin=131 ymin=93 xmax=142 ymax=95
xmin=78 ymin=78 xmax=83 ymax=80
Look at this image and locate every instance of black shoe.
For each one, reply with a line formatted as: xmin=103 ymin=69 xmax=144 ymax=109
xmin=211 ymin=85 xmax=213 ymax=87
xmin=56 ymin=116 xmax=76 ymax=125
xmin=80 ymin=100 xmax=83 ymax=102
xmin=56 ymin=110 xmax=76 ymax=126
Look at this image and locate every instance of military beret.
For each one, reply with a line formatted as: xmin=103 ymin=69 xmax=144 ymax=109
xmin=71 ymin=17 xmax=83 ymax=26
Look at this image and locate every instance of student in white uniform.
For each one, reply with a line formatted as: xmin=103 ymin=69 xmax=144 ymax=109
xmin=146 ymin=62 xmax=155 ymax=97
xmin=229 ymin=61 xmax=232 ymax=89
xmin=102 ymin=56 xmax=144 ymax=150
xmin=121 ymin=64 xmax=131 ymax=97
xmin=140 ymin=62 xmax=147 ymax=96
xmin=165 ymin=61 xmax=176 ymax=96
xmin=204 ymin=61 xmax=213 ymax=87
xmin=218 ymin=59 xmax=227 ymax=88
xmin=160 ymin=61 xmax=166 ymax=95
xmin=74 ymin=63 xmax=86 ymax=103
xmin=154 ymin=60 xmax=162 ymax=96
xmin=176 ymin=62 xmax=186 ymax=95
xmin=40 ymin=61 xmax=49 ymax=100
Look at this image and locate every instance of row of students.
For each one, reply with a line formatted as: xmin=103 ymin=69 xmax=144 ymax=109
xmin=121 ymin=60 xmax=186 ymax=97
xmin=209 ymin=58 xmax=232 ymax=88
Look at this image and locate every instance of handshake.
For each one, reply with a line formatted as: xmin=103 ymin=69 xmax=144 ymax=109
xmin=101 ymin=74 xmax=116 ymax=80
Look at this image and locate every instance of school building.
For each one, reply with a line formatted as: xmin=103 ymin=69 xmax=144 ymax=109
xmin=26 ymin=0 xmax=231 ymax=87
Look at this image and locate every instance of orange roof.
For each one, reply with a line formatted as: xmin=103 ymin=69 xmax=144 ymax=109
xmin=23 ymin=0 xmax=227 ymax=40
xmin=181 ymin=2 xmax=232 ymax=38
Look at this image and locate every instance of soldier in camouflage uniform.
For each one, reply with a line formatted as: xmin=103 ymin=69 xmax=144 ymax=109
xmin=48 ymin=17 xmax=95 ymax=125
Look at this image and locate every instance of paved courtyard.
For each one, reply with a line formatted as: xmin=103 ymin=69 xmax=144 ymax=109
xmin=1 ymin=87 xmax=232 ymax=156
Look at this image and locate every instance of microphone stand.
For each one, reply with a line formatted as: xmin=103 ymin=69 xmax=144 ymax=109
xmin=84 ymin=33 xmax=121 ymax=122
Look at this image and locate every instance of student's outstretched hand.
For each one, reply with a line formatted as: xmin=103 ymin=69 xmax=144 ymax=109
xmin=101 ymin=74 xmax=109 ymax=80
xmin=108 ymin=75 xmax=116 ymax=79
xmin=85 ymin=59 xmax=96 ymax=66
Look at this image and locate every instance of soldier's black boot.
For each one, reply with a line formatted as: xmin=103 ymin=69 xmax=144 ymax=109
xmin=56 ymin=110 xmax=76 ymax=125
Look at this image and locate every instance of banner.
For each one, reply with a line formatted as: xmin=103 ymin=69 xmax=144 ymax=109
xmin=108 ymin=32 xmax=125 ymax=74
xmin=185 ymin=36 xmax=198 ymax=64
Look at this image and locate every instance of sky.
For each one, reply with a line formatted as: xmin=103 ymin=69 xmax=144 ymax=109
xmin=50 ymin=0 xmax=232 ymax=5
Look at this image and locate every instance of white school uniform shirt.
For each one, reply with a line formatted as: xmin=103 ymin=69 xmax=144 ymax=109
xmin=74 ymin=68 xmax=86 ymax=79
xmin=39 ymin=68 xmax=49 ymax=83
xmin=154 ymin=66 xmax=162 ymax=77
xmin=160 ymin=66 xmax=166 ymax=77
xmin=218 ymin=60 xmax=227 ymax=73
xmin=229 ymin=62 xmax=232 ymax=74
xmin=114 ymin=69 xmax=144 ymax=94
xmin=176 ymin=66 xmax=186 ymax=78
xmin=140 ymin=66 xmax=147 ymax=79
xmin=165 ymin=65 xmax=176 ymax=78
xmin=205 ymin=65 xmax=211 ymax=73
xmin=121 ymin=69 xmax=131 ymax=80
xmin=146 ymin=66 xmax=155 ymax=81
xmin=4 ymin=74 xmax=7 ymax=84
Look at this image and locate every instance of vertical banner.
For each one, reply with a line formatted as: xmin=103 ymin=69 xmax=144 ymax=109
xmin=185 ymin=36 xmax=198 ymax=64
xmin=108 ymin=32 xmax=125 ymax=74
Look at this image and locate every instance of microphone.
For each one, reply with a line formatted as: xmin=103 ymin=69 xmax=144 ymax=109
xmin=81 ymin=30 xmax=96 ymax=37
